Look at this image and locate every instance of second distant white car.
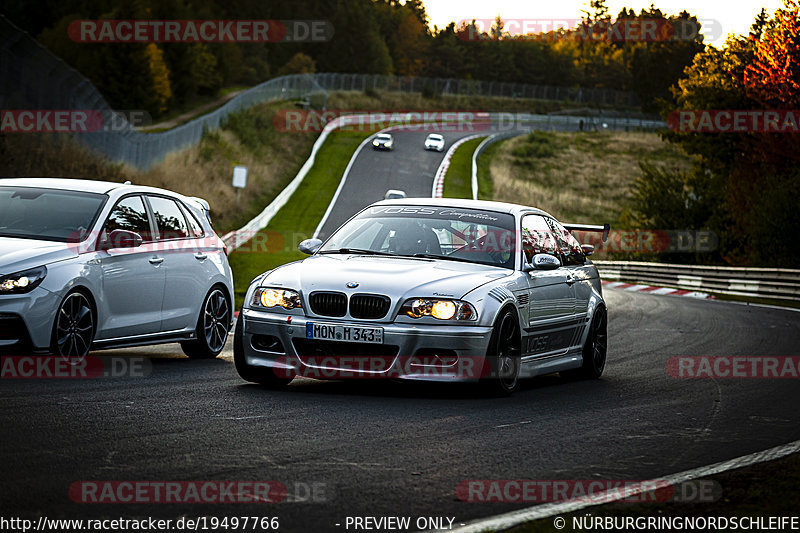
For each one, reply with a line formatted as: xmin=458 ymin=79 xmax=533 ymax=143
xmin=424 ymin=134 xmax=445 ymax=152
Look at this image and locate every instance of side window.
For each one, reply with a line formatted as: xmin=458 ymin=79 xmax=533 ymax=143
xmin=103 ymin=195 xmax=151 ymax=239
xmin=179 ymin=202 xmax=204 ymax=238
xmin=520 ymin=215 xmax=558 ymax=263
xmin=547 ymin=218 xmax=585 ymax=266
xmin=148 ymin=196 xmax=189 ymax=240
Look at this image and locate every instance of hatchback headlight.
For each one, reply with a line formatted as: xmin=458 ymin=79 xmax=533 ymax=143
xmin=0 ymin=266 xmax=47 ymax=294
xmin=252 ymin=287 xmax=302 ymax=310
xmin=401 ymin=298 xmax=477 ymax=321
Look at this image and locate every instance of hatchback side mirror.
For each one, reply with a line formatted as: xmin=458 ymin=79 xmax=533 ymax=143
xmin=581 ymin=244 xmax=594 ymax=256
xmin=298 ymin=238 xmax=323 ymax=255
xmin=105 ymin=229 xmax=143 ymax=249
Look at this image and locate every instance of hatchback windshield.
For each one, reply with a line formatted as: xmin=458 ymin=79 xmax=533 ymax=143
xmin=0 ymin=186 xmax=107 ymax=242
xmin=319 ymin=205 xmax=516 ymax=269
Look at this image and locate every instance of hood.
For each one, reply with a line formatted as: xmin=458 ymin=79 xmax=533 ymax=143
xmin=0 ymin=237 xmax=77 ymax=275
xmin=262 ymin=254 xmax=510 ymax=301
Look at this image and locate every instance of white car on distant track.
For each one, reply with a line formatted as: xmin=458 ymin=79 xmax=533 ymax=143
xmin=372 ymin=133 xmax=394 ymax=151
xmin=424 ymin=134 xmax=445 ymax=152
xmin=383 ymin=190 xmax=407 ymax=200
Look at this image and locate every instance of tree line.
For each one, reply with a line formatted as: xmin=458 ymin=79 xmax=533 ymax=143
xmin=632 ymin=0 xmax=799 ymax=267
xmin=3 ymin=0 xmax=703 ymax=115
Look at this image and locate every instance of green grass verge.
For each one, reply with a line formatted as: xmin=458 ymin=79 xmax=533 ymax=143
xmin=226 ymin=130 xmax=369 ymax=308
xmin=442 ymin=137 xmax=485 ymax=199
xmin=476 ymin=139 xmax=502 ymax=201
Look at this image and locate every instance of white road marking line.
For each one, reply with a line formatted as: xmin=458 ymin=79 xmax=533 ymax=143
xmin=494 ymin=420 xmax=532 ymax=429
xmin=426 ymin=438 xmax=800 ymax=533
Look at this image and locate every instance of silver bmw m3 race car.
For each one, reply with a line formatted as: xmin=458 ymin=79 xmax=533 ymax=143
xmin=234 ymin=198 xmax=609 ymax=395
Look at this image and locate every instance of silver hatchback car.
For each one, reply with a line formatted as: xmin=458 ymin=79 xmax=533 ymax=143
xmin=0 ymin=178 xmax=234 ymax=358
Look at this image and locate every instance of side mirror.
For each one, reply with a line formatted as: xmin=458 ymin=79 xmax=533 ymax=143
xmin=298 ymin=238 xmax=323 ymax=255
xmin=532 ymin=253 xmax=561 ymax=270
xmin=106 ymin=229 xmax=143 ymax=249
xmin=581 ymin=244 xmax=594 ymax=256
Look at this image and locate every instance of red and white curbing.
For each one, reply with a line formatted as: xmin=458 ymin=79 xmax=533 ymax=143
xmin=602 ymin=281 xmax=713 ymax=299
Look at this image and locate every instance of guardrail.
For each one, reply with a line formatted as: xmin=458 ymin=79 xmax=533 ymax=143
xmin=594 ymin=260 xmax=800 ymax=301
xmin=2 ymin=14 xmax=659 ymax=170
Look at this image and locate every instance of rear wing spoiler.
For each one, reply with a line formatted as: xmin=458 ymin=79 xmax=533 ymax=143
xmin=563 ymin=223 xmax=610 ymax=242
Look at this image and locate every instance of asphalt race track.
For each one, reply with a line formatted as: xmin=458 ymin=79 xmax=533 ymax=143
xmin=2 ymin=131 xmax=800 ymax=532
xmin=2 ymin=291 xmax=799 ymax=531
xmin=315 ymin=128 xmax=481 ymax=239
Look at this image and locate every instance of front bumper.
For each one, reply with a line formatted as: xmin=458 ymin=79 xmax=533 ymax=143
xmin=240 ymin=308 xmax=494 ymax=382
xmin=0 ymin=287 xmax=61 ymax=353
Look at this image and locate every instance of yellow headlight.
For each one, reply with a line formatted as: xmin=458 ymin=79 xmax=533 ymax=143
xmin=431 ymin=300 xmax=457 ymax=320
xmin=260 ymin=289 xmax=282 ymax=308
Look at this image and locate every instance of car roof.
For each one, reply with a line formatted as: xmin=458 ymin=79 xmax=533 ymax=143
xmin=427 ymin=134 xmax=444 ymax=139
xmin=376 ymin=133 xmax=392 ymax=137
xmin=0 ymin=177 xmax=188 ymax=199
xmin=372 ymin=197 xmax=554 ymax=218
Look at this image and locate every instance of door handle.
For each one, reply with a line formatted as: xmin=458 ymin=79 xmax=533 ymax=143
xmin=149 ymin=257 xmax=164 ymax=265
xmin=194 ymin=253 xmax=208 ymax=260
xmin=565 ymin=274 xmax=577 ymax=285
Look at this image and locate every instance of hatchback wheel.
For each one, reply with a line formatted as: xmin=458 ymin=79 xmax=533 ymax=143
xmin=52 ymin=291 xmax=95 ymax=358
xmin=181 ymin=287 xmax=230 ymax=358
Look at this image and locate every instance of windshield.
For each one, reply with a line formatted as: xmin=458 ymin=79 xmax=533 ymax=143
xmin=0 ymin=186 xmax=107 ymax=242
xmin=376 ymin=134 xmax=392 ymax=140
xmin=320 ymin=205 xmax=516 ymax=269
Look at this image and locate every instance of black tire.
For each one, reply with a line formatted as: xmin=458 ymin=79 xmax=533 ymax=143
xmin=563 ymin=306 xmax=608 ymax=380
xmin=181 ymin=287 xmax=231 ymax=359
xmin=233 ymin=314 xmax=293 ymax=388
xmin=480 ymin=308 xmax=522 ymax=396
xmin=51 ymin=290 xmax=95 ymax=358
